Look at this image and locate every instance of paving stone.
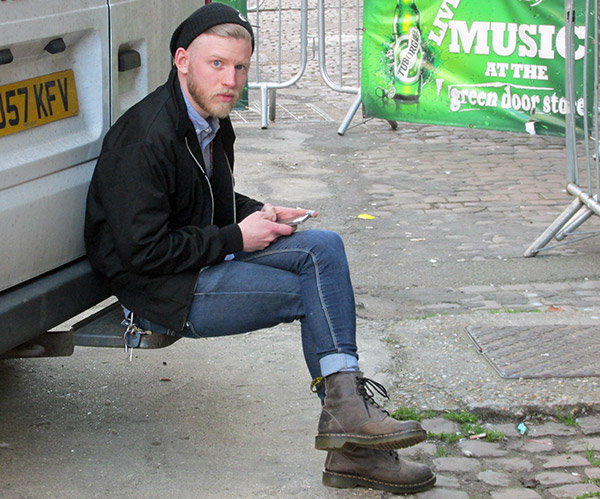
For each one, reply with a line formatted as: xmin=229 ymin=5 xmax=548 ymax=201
xmin=506 ymin=439 xmax=525 ymax=451
xmin=432 ymin=457 xmax=481 ymax=473
xmin=499 ymin=283 xmax=530 ymax=291
xmin=566 ymin=436 xmax=600 ymax=452
xmin=477 ymin=470 xmax=511 ymax=486
xmin=492 ymin=423 xmax=521 ymax=438
xmin=547 ymin=483 xmax=600 ymax=498
xmin=434 ymin=474 xmax=461 ymax=488
xmin=486 ymin=457 xmax=534 ymax=472
xmin=585 ymin=467 xmax=600 ymax=479
xmin=534 ymin=471 xmax=582 ymax=485
xmin=416 ymin=489 xmax=470 ymax=499
xmin=459 ymin=440 xmax=508 ymax=458
xmin=543 ymin=454 xmax=591 ymax=468
xmin=578 ymin=415 xmax=600 ymax=435
xmin=520 ymin=439 xmax=555 ymax=453
xmin=531 ymin=283 xmax=573 ymax=291
xmin=491 ymin=488 xmax=543 ymax=499
xmin=577 ymin=280 xmax=600 ymax=290
xmin=482 ymin=299 xmax=506 ymax=308
xmin=457 ymin=285 xmax=497 ymax=294
xmin=397 ymin=442 xmax=437 ymax=457
xmin=421 ymin=417 xmax=460 ymax=435
xmin=527 ymin=422 xmax=578 ymax=437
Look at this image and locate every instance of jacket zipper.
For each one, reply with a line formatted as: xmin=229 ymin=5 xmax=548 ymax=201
xmin=185 ymin=136 xmax=214 ymax=225
xmin=224 ymin=154 xmax=237 ymax=223
xmin=183 ymin=136 xmax=215 ymax=332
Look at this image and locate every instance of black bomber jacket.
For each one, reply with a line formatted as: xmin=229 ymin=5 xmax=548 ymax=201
xmin=84 ymin=67 xmax=263 ymax=331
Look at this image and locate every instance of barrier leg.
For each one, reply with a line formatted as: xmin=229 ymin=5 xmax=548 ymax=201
xmin=524 ymin=197 xmax=584 ymax=257
xmin=268 ymin=89 xmax=277 ymax=122
xmin=555 ymin=202 xmax=596 ymax=240
xmin=337 ymin=93 xmax=362 ymax=136
xmin=260 ymin=85 xmax=269 ymax=130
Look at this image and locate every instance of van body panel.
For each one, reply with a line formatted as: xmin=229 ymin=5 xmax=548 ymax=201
xmin=108 ymin=0 xmax=200 ymax=121
xmin=0 ymin=0 xmax=205 ymax=355
xmin=0 ymin=1 xmax=110 ymax=292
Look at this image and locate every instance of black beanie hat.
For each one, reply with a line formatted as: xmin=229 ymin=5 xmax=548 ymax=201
xmin=170 ymin=3 xmax=254 ymax=57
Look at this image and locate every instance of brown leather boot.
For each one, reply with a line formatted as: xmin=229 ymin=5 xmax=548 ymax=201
xmin=315 ymin=371 xmax=426 ymax=451
xmin=322 ymin=447 xmax=436 ymax=494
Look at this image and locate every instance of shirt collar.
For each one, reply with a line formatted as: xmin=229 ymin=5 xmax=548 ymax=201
xmin=180 ymin=88 xmax=220 ymax=149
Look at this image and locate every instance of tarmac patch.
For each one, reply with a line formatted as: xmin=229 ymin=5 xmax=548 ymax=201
xmin=465 ymin=325 xmax=600 ymax=379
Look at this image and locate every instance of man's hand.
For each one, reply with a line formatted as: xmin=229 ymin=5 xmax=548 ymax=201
xmin=261 ymin=203 xmax=317 ymax=224
xmin=239 ymin=210 xmax=295 ymax=252
xmin=260 ymin=203 xmax=278 ymax=222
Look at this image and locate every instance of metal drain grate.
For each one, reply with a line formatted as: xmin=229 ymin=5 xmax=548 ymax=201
xmin=465 ymin=325 xmax=600 ymax=379
xmin=230 ymin=102 xmax=334 ymax=124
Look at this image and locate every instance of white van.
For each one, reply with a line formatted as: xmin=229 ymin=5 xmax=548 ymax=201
xmin=0 ymin=0 xmax=204 ymax=356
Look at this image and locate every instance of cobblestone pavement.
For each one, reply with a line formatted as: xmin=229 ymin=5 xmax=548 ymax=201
xmin=233 ymin=2 xmax=600 ymax=497
xmin=231 ymin=113 xmax=600 ymax=496
xmin=396 ymin=414 xmax=600 ymax=499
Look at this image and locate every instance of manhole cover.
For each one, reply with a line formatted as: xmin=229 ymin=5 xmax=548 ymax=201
xmin=465 ymin=325 xmax=600 ymax=379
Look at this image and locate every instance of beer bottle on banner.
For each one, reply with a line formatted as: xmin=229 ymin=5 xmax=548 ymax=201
xmin=393 ymin=0 xmax=422 ymax=101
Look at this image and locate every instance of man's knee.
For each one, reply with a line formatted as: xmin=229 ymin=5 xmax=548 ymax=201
xmin=300 ymin=230 xmax=349 ymax=271
xmin=302 ymin=229 xmax=345 ymax=254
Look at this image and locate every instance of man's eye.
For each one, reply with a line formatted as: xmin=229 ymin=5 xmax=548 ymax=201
xmin=235 ymin=64 xmax=247 ymax=71
xmin=212 ymin=60 xmax=222 ymax=67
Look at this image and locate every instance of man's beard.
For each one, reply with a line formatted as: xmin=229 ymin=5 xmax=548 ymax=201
xmin=187 ymin=72 xmax=240 ymax=119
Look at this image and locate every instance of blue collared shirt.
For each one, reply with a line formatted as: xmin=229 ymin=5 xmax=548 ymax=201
xmin=181 ymin=88 xmax=235 ymax=263
xmin=181 ymin=89 xmax=220 ymax=177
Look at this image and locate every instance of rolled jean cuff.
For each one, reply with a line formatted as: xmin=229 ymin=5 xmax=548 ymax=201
xmin=320 ymin=353 xmax=359 ymax=378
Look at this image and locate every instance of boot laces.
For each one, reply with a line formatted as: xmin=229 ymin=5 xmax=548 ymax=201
xmin=356 ymin=376 xmax=390 ymax=415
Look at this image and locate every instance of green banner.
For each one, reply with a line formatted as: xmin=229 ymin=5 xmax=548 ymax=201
xmin=361 ymin=0 xmax=595 ymax=136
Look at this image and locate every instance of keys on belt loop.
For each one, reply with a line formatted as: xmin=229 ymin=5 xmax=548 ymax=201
xmin=124 ymin=313 xmax=142 ymax=362
xmin=123 ymin=313 xmax=153 ymax=361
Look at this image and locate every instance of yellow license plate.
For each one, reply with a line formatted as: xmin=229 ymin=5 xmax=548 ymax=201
xmin=0 ymin=69 xmax=79 ymax=138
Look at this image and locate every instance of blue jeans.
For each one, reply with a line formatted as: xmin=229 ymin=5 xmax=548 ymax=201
xmin=135 ymin=229 xmax=359 ymax=383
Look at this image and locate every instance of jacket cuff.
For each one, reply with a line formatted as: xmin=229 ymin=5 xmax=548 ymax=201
xmin=221 ymin=223 xmax=244 ymax=254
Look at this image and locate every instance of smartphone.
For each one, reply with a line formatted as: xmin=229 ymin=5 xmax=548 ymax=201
xmin=279 ymin=210 xmax=316 ymax=226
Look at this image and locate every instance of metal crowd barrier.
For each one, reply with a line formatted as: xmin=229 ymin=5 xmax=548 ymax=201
xmin=247 ymin=0 xmax=308 ymax=129
xmin=246 ymin=0 xmax=362 ymax=130
xmin=525 ymin=0 xmax=599 ymax=256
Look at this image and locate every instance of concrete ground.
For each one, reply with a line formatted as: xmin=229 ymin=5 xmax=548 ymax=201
xmin=2 ymin=3 xmax=600 ymax=497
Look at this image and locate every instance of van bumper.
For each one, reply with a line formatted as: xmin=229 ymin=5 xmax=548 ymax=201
xmin=0 ymin=258 xmax=111 ymax=355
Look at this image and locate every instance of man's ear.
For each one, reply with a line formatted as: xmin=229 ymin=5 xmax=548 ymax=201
xmin=174 ymin=47 xmax=189 ymax=75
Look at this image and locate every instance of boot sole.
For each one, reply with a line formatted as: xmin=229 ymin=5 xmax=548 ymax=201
xmin=315 ymin=428 xmax=426 ymax=451
xmin=322 ymin=469 xmax=436 ymax=494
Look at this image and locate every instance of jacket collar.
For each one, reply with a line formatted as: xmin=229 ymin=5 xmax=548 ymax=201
xmin=169 ymin=67 xmax=196 ymax=140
